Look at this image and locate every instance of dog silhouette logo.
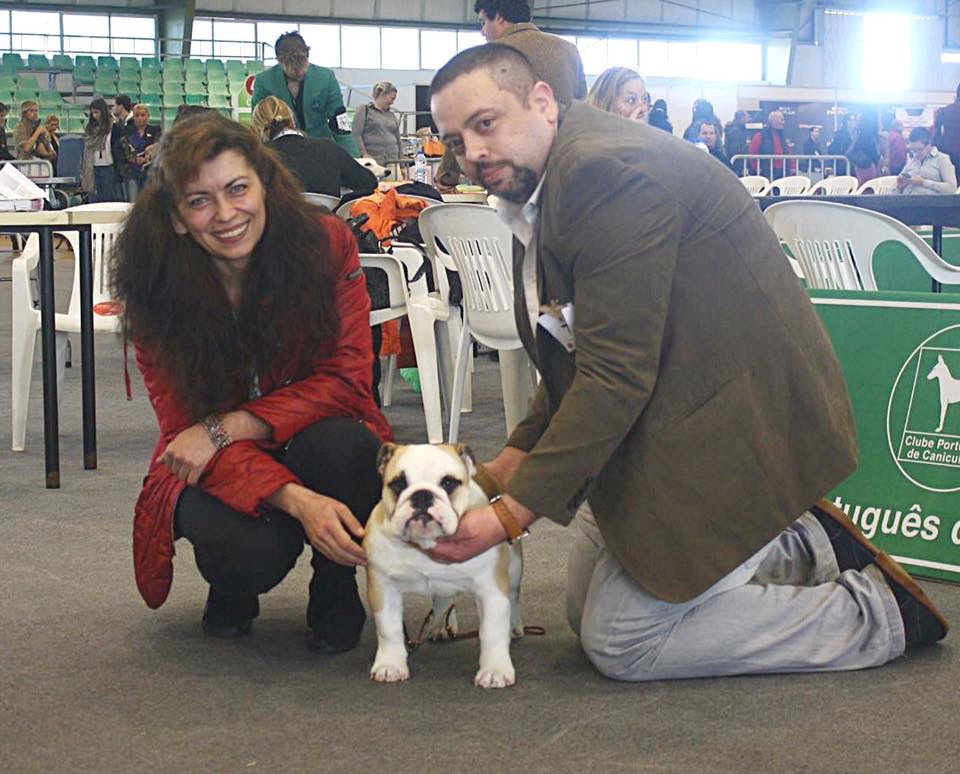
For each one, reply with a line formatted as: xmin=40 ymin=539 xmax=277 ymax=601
xmin=887 ymin=326 xmax=960 ymax=493
xmin=927 ymin=354 xmax=960 ymax=433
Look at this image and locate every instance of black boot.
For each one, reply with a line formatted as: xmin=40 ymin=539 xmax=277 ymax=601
xmin=201 ymin=587 xmax=259 ymax=639
xmin=306 ymin=559 xmax=366 ymax=654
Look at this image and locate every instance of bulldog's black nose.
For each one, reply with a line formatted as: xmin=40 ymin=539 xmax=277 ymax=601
xmin=409 ymin=489 xmax=434 ymax=510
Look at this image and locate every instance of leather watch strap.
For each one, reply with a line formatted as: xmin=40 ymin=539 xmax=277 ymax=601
xmin=489 ymin=495 xmax=529 ymax=544
xmin=473 ymin=463 xmax=502 ymax=500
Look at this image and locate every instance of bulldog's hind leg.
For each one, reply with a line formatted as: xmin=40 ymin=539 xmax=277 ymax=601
xmin=474 ymin=589 xmax=515 ymax=688
xmin=427 ymin=594 xmax=459 ymax=641
xmin=368 ymin=569 xmax=410 ymax=683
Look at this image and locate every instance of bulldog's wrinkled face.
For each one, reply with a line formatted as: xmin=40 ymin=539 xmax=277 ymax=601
xmin=377 ymin=443 xmax=477 ymax=547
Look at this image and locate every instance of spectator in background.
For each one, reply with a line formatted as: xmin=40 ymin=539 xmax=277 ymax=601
xmin=44 ymin=114 xmax=61 ymax=173
xmin=587 ymin=67 xmax=648 ymax=122
xmin=113 ymin=94 xmax=134 ymax=128
xmin=351 ymin=81 xmax=402 ymax=166
xmin=252 ymin=96 xmax=376 ymax=198
xmin=13 ymin=100 xmax=56 ymax=163
xmin=120 ymin=104 xmax=161 ymax=202
xmin=748 ymin=110 xmax=790 ymax=179
xmin=80 ymin=97 xmax=123 ymax=202
xmin=0 ymin=102 xmax=12 ymax=160
xmin=800 ymin=125 xmax=822 ymax=173
xmin=897 ymin=126 xmax=957 ymax=195
xmin=932 ymin=82 xmax=960 ymax=173
xmin=848 ymin=109 xmax=881 ymax=186
xmin=648 ymin=98 xmax=673 ymax=134
xmin=697 ymin=121 xmax=734 ymax=171
xmin=887 ymin=117 xmax=907 ymax=175
xmin=683 ymin=99 xmax=722 ymax=143
xmin=827 ymin=113 xmax=855 ymax=173
xmin=252 ymin=31 xmax=359 ymax=156
xmin=724 ymin=110 xmax=749 ymax=174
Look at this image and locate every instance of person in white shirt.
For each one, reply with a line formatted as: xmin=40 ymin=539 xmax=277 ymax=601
xmin=897 ymin=126 xmax=958 ymax=195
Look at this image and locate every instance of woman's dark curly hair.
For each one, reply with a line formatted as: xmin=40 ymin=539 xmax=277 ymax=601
xmin=110 ymin=111 xmax=339 ymax=421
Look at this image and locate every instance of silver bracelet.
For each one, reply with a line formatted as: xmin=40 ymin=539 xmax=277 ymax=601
xmin=200 ymin=414 xmax=233 ymax=450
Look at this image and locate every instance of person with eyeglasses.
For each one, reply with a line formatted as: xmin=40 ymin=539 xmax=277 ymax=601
xmin=896 ymin=126 xmax=958 ymax=195
xmin=252 ymin=31 xmax=360 ymax=156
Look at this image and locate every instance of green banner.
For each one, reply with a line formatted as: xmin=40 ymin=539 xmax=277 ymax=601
xmin=813 ymin=289 xmax=960 ymax=583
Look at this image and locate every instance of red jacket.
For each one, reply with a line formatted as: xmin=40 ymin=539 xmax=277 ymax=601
xmin=132 ymin=215 xmax=393 ymax=609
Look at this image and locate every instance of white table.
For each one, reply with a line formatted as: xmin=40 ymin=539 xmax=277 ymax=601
xmin=1 ymin=209 xmax=127 ymax=487
xmin=441 ymin=192 xmax=489 ymax=204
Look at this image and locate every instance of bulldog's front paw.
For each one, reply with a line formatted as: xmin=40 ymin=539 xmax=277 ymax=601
xmin=474 ymin=663 xmax=516 ymax=689
xmin=371 ymin=653 xmax=410 ymax=683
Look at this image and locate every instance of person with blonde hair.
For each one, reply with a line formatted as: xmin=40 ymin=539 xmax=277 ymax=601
xmin=13 ymin=100 xmax=56 ymax=162
xmin=351 ymin=81 xmax=402 ymax=165
xmin=251 ymin=95 xmax=376 ymax=197
xmin=586 ymin=67 xmax=649 ymax=122
xmin=252 ymin=30 xmax=359 ymax=155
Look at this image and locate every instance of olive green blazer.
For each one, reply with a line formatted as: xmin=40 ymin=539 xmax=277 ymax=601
xmin=505 ymin=103 xmax=858 ymax=602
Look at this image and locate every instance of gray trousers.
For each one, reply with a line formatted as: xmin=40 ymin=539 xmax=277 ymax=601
xmin=567 ymin=505 xmax=905 ymax=681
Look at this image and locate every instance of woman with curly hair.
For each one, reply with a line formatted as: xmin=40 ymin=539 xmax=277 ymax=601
xmin=586 ymin=67 xmax=649 ymax=122
xmin=111 ymin=112 xmax=392 ymax=652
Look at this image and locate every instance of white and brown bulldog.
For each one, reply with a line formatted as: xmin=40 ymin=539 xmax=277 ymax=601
xmin=363 ymin=442 xmax=524 ymax=688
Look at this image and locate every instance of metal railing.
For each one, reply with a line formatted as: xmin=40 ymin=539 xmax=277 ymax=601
xmin=730 ymin=154 xmax=852 ymax=179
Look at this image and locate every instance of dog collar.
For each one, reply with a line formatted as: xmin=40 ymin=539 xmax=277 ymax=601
xmin=489 ymin=495 xmax=529 ymax=545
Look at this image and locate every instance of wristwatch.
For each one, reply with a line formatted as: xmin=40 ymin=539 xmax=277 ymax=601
xmin=489 ymin=495 xmax=530 ymax=545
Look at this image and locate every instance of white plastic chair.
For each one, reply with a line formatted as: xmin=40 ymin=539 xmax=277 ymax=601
xmin=764 ymin=200 xmax=960 ymax=291
xmin=763 ymin=175 xmax=811 ymax=196
xmin=302 ymin=192 xmax=340 ymax=210
xmin=418 ymin=204 xmax=538 ymax=443
xmin=739 ymin=175 xmax=769 ymax=196
xmin=806 ymin=175 xmax=859 ymax=196
xmin=360 ymin=246 xmax=451 ymax=443
xmin=856 ymin=176 xmax=899 ymax=195
xmin=11 ymin=202 xmax=132 ymax=451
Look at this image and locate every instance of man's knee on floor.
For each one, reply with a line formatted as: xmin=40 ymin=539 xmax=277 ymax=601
xmin=579 ymin=607 xmax=665 ymax=682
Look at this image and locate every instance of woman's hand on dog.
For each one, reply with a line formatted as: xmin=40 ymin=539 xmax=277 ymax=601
xmin=271 ymin=483 xmax=367 ymax=566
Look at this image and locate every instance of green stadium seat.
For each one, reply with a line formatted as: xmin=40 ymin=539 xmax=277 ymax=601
xmin=226 ymin=60 xmax=246 ymax=77
xmin=184 ymin=80 xmax=207 ymax=94
xmin=141 ymin=57 xmax=160 ymax=72
xmin=52 ymin=54 xmax=74 ymax=72
xmin=75 ymin=55 xmax=95 ymax=69
xmin=118 ymin=79 xmax=140 ymax=94
xmin=98 ymin=55 xmax=119 ymax=70
xmin=28 ymin=55 xmax=50 ymax=71
xmin=162 ymin=107 xmax=178 ymax=125
xmin=3 ymin=53 xmax=25 ymax=70
xmin=0 ymin=76 xmax=17 ymax=93
xmin=206 ymin=59 xmax=226 ymax=74
xmin=37 ymin=91 xmax=64 ymax=109
xmin=139 ymin=93 xmax=161 ymax=106
xmin=140 ymin=76 xmax=161 ymax=90
xmin=185 ymin=59 xmax=204 ymax=73
xmin=119 ymin=56 xmax=139 ymax=69
xmin=245 ymin=60 xmax=264 ymax=75
xmin=207 ymin=80 xmax=229 ymax=95
xmin=216 ymin=108 xmax=231 ymax=119
xmin=17 ymin=76 xmax=40 ymax=92
xmin=66 ymin=115 xmax=86 ymax=133
xmin=93 ymin=83 xmax=118 ymax=97
xmin=74 ymin=71 xmax=97 ymax=86
xmin=0 ymin=92 xmax=14 ymax=106
xmin=184 ymin=93 xmax=206 ymax=105
xmin=14 ymin=89 xmax=40 ymax=104
xmin=207 ymin=93 xmax=229 ymax=109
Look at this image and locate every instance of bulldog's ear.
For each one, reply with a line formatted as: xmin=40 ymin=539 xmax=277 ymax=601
xmin=452 ymin=443 xmax=477 ymax=478
xmin=376 ymin=442 xmax=398 ymax=476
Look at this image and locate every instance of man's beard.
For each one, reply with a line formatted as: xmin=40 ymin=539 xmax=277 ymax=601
xmin=475 ymin=161 xmax=539 ymax=204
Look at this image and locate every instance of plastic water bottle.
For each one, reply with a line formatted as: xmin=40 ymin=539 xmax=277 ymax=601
xmin=414 ymin=144 xmax=428 ymax=184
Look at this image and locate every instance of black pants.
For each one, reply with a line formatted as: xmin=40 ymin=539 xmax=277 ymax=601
xmin=174 ymin=417 xmax=383 ymax=628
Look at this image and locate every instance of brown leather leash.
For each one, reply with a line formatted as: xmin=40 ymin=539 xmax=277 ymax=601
xmin=405 ymin=605 xmax=546 ymax=653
